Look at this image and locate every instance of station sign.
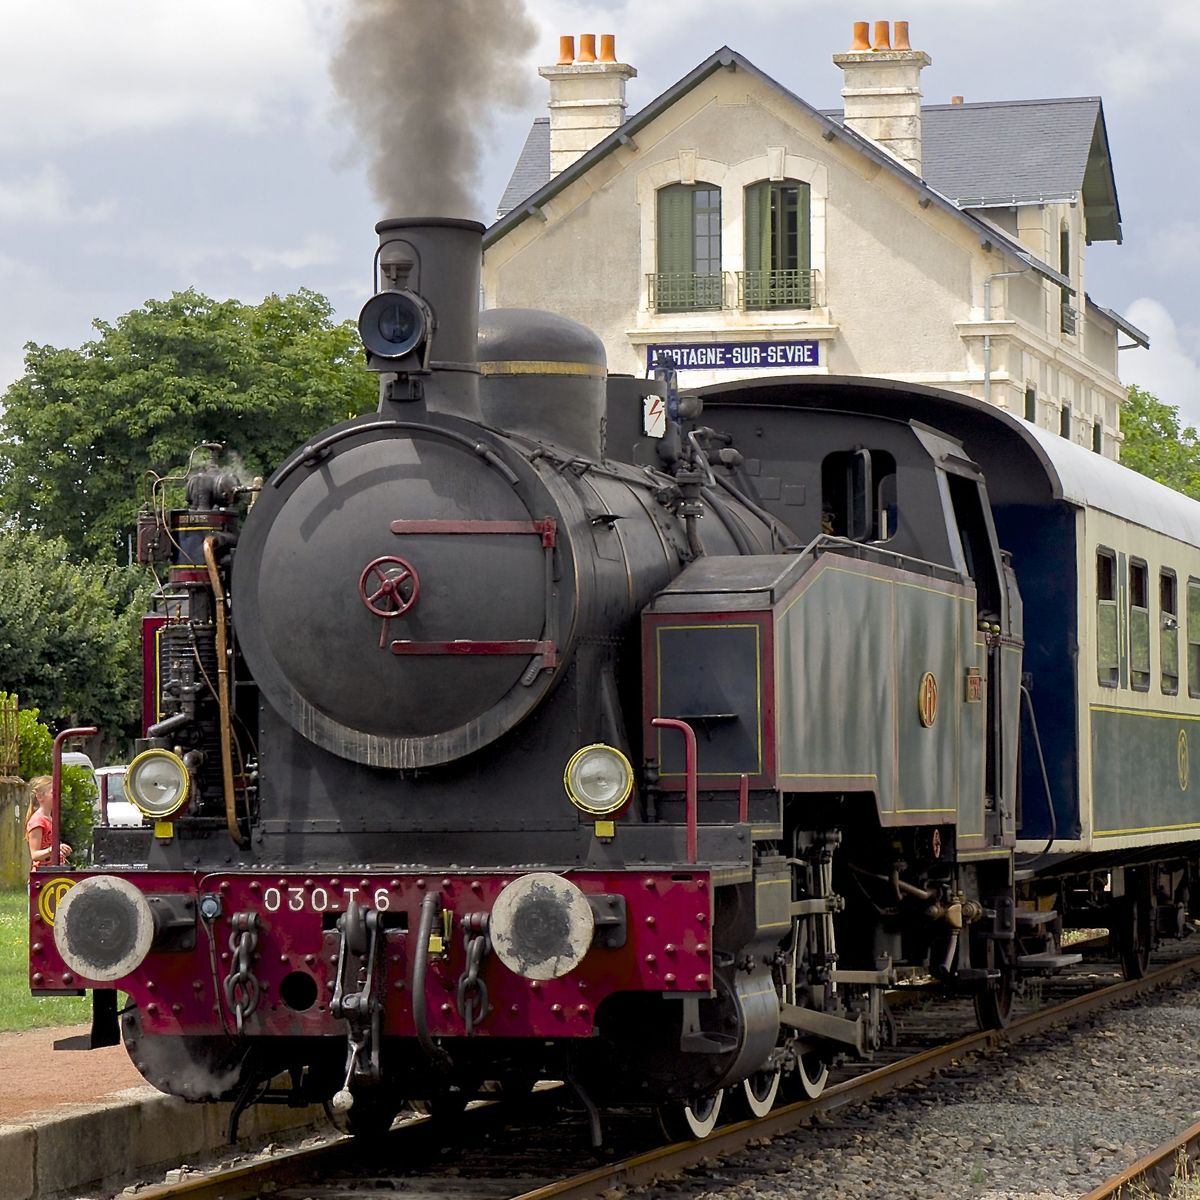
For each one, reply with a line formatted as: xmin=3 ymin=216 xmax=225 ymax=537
xmin=646 ymin=340 xmax=820 ymax=371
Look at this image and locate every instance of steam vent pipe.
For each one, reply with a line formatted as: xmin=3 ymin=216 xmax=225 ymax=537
xmin=375 ymin=217 xmax=485 ymax=422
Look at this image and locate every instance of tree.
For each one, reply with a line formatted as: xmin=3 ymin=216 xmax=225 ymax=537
xmin=0 ymin=528 xmax=149 ymax=739
xmin=0 ymin=288 xmax=377 ymax=560
xmin=1119 ymin=384 xmax=1200 ymax=500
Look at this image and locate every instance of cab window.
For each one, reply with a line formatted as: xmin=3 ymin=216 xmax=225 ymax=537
xmin=821 ymin=449 xmax=897 ymax=542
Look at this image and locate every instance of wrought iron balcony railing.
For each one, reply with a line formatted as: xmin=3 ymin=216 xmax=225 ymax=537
xmin=647 ymin=272 xmax=725 ymax=312
xmin=1061 ymin=301 xmax=1078 ymax=336
xmin=737 ymin=268 xmax=819 ymax=310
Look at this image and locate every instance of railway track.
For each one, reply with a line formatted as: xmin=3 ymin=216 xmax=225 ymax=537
xmin=126 ymin=941 xmax=1200 ymax=1200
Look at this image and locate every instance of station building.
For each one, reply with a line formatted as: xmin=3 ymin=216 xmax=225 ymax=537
xmin=482 ymin=23 xmax=1148 ymax=460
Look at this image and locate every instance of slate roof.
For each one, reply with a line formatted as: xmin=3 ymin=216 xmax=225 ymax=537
xmin=498 ymin=118 xmax=550 ymax=221
xmin=494 ymin=55 xmax=1121 ymax=244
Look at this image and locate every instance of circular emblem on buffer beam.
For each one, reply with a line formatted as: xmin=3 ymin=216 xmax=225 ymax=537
xmin=1179 ymin=728 xmax=1189 ymax=792
xmin=918 ymin=672 xmax=938 ymax=728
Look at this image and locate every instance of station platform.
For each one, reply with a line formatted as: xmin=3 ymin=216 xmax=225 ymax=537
xmin=0 ymin=1024 xmax=327 ymax=1200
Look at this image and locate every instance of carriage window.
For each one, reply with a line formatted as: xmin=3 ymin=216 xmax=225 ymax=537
xmin=1189 ymin=580 xmax=1200 ymax=698
xmin=1162 ymin=570 xmax=1179 ymax=695
xmin=821 ymin=449 xmax=897 ymax=542
xmin=1129 ymin=560 xmax=1150 ymax=692
xmin=1096 ymin=550 xmax=1118 ymax=688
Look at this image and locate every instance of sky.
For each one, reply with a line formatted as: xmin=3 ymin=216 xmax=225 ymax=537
xmin=0 ymin=0 xmax=1197 ymax=421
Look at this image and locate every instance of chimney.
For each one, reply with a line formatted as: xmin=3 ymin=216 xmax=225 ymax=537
xmin=832 ymin=20 xmax=931 ymax=175
xmin=539 ymin=34 xmax=637 ymax=177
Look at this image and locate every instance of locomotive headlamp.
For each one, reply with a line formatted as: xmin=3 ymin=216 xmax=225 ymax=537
xmin=564 ymin=744 xmax=634 ymax=816
xmin=124 ymin=748 xmax=191 ymax=819
xmin=358 ymin=289 xmax=432 ymax=362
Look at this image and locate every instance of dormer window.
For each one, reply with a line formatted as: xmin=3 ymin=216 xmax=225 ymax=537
xmin=741 ymin=180 xmax=813 ymax=309
xmin=652 ymin=184 xmax=723 ymax=311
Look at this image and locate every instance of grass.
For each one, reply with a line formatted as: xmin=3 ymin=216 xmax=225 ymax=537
xmin=0 ymin=889 xmax=90 ymax=1031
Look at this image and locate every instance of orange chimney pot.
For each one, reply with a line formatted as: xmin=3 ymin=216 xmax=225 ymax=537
xmin=873 ymin=20 xmax=891 ymax=50
xmin=893 ymin=21 xmax=911 ymax=50
xmin=557 ymin=35 xmax=575 ymax=65
xmin=599 ymin=33 xmax=617 ymax=63
xmin=951 ymin=95 xmax=964 ymax=105
xmin=577 ymin=33 xmax=597 ymax=63
xmin=850 ymin=21 xmax=871 ymax=51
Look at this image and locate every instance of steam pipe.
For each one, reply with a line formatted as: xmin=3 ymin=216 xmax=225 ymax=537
xmin=203 ymin=537 xmax=246 ymax=848
xmin=652 ymin=717 xmax=699 ymax=863
xmin=50 ymin=726 xmax=97 ymax=867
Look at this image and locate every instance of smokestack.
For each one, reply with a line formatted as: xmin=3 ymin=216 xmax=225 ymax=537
xmin=370 ymin=218 xmax=485 ymax=421
xmin=539 ymin=34 xmax=637 ymax=177
xmin=833 ymin=20 xmax=931 ymax=176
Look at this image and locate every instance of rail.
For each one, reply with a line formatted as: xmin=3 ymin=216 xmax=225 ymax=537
xmin=129 ymin=950 xmax=1200 ymax=1200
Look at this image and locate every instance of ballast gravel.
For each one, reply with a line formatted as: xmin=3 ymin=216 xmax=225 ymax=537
xmin=628 ymin=976 xmax=1200 ymax=1200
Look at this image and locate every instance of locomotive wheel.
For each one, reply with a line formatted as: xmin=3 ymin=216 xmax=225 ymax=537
xmin=781 ymin=1048 xmax=830 ymax=1101
xmin=973 ymin=939 xmax=1015 ymax=1030
xmin=657 ymin=1090 xmax=724 ymax=1141
xmin=339 ymin=1092 xmax=402 ymax=1139
xmin=731 ymin=1067 xmax=781 ymax=1119
xmin=410 ymin=1083 xmax=474 ymax=1120
xmin=1115 ymin=893 xmax=1153 ymax=980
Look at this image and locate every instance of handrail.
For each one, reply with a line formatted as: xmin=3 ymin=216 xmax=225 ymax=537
xmin=652 ymin=717 xmax=699 ymax=863
xmin=50 ymin=726 xmax=98 ymax=867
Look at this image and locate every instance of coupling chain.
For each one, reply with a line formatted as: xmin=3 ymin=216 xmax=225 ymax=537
xmin=456 ymin=914 xmax=491 ymax=1036
xmin=223 ymin=912 xmax=261 ymax=1036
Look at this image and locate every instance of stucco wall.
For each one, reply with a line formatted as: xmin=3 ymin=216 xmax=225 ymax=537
xmin=484 ymin=63 xmax=1129 ymax=456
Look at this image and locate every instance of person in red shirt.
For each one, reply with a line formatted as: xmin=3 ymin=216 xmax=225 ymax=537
xmin=25 ymin=775 xmax=71 ymax=867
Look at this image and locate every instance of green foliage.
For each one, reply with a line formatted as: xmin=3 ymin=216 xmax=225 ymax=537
xmin=0 ymin=532 xmax=150 ymax=738
xmin=1120 ymin=384 xmax=1200 ymax=500
xmin=3 ymin=693 xmax=96 ymax=863
xmin=14 ymin=704 xmax=51 ymax=782
xmin=0 ymin=288 xmax=377 ymax=560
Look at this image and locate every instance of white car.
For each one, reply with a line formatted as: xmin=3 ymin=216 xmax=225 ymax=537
xmin=63 ymin=753 xmax=144 ymax=829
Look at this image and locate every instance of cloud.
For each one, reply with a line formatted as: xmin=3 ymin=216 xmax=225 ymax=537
xmin=0 ymin=2 xmax=327 ymax=149
xmin=0 ymin=166 xmax=114 ymax=224
xmin=1123 ymin=298 xmax=1200 ymax=426
xmin=1143 ymin=221 xmax=1200 ymax=275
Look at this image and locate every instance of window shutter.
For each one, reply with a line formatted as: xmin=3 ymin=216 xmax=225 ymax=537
xmin=657 ymin=186 xmax=694 ymax=276
xmin=797 ymin=182 xmax=811 ymax=274
xmin=744 ymin=182 xmax=767 ymax=272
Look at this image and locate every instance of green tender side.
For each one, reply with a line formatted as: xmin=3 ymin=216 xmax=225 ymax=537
xmin=775 ymin=557 xmax=985 ymax=830
xmin=1090 ymin=705 xmax=1200 ymax=838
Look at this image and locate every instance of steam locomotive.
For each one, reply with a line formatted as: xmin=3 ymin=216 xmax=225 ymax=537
xmin=31 ymin=217 xmax=1200 ymax=1142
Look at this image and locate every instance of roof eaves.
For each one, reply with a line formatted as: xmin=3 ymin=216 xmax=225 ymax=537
xmin=1085 ymin=293 xmax=1149 ymax=348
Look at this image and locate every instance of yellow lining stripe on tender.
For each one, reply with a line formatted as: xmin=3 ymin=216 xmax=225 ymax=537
xmin=1095 ymin=822 xmax=1200 ymax=837
xmin=1090 ymin=704 xmax=1200 ymax=722
xmin=479 ymin=359 xmax=607 ymax=378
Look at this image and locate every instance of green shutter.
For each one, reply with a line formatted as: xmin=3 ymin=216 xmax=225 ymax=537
xmin=657 ymin=186 xmax=694 ymax=275
xmin=744 ymin=182 xmax=768 ymax=273
xmin=797 ymin=182 xmax=811 ymax=274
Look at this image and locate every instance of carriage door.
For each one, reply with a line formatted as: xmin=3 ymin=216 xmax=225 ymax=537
xmin=943 ymin=468 xmax=1020 ymax=844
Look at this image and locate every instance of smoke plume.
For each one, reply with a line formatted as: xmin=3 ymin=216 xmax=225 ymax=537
xmin=331 ymin=0 xmax=538 ymax=220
